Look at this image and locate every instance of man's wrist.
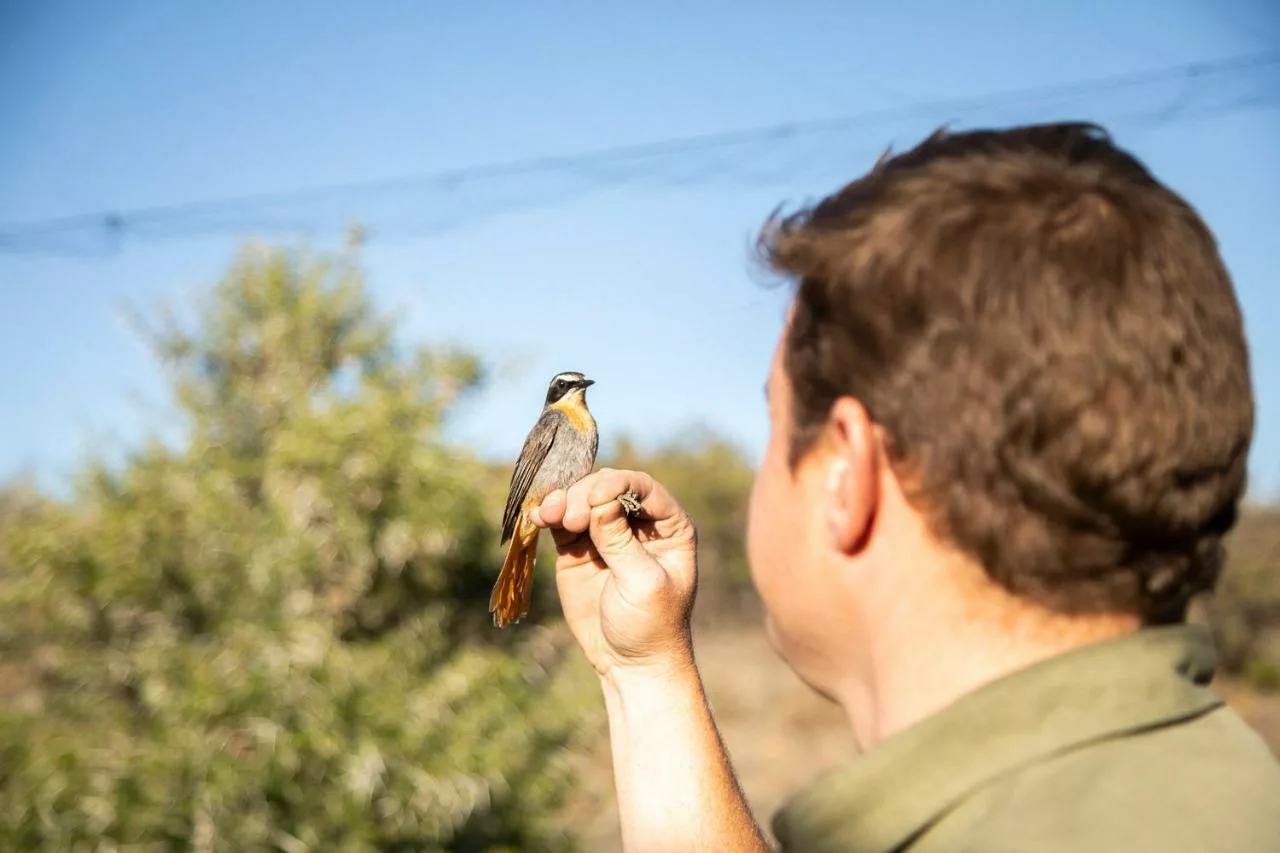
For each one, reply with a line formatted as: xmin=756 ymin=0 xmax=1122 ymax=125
xmin=600 ymin=643 xmax=699 ymax=704
xmin=597 ymin=636 xmax=770 ymax=853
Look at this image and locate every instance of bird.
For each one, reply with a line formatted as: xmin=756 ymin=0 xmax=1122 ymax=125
xmin=491 ymin=371 xmax=600 ymax=627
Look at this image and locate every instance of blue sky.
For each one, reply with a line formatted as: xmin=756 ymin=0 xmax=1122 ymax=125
xmin=2 ymin=0 xmax=1278 ymax=499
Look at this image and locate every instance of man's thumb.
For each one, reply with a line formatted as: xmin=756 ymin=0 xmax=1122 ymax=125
xmin=589 ymin=497 xmax=685 ymax=616
xmin=587 ymin=500 xmax=670 ymax=602
xmin=588 ymin=499 xmax=648 ymax=561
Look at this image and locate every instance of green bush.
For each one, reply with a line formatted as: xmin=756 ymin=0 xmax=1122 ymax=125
xmin=0 ymin=239 xmax=593 ymax=851
xmin=1199 ymin=505 xmax=1280 ymax=691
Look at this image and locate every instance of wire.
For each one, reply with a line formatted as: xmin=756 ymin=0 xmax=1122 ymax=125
xmin=1 ymin=50 xmax=1276 ymax=255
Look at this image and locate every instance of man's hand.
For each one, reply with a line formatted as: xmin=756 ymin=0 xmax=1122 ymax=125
xmin=530 ymin=467 xmax=698 ymax=683
xmin=532 ymin=467 xmax=767 ymax=852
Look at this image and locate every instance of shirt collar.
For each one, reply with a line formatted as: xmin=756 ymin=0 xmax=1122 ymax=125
xmin=771 ymin=624 xmax=1223 ymax=853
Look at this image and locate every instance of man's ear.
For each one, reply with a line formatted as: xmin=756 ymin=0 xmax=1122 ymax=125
xmin=822 ymin=397 xmax=880 ymax=555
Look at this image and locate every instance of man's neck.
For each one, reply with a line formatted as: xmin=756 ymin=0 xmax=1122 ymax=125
xmin=843 ymin=568 xmax=1140 ymax=750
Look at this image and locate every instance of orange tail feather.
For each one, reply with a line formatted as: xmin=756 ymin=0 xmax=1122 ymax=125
xmin=490 ymin=516 xmax=539 ymax=627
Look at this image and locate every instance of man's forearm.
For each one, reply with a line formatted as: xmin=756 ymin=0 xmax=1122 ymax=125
xmin=601 ymin=655 xmax=771 ymax=853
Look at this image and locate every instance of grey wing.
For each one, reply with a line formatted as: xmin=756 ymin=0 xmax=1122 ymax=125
xmin=501 ymin=409 xmax=559 ymax=544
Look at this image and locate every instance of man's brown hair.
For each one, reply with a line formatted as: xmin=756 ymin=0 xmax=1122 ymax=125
xmin=757 ymin=121 xmax=1254 ymax=624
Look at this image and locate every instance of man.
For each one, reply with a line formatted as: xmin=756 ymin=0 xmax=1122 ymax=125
xmin=531 ymin=121 xmax=1280 ymax=852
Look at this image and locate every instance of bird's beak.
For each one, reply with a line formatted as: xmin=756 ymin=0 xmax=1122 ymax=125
xmin=578 ymin=378 xmax=595 ymax=389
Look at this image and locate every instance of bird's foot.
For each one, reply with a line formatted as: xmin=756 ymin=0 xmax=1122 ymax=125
xmin=618 ymin=490 xmax=644 ymax=519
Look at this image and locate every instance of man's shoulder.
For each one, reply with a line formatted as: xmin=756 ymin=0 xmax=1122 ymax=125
xmin=771 ymin=629 xmax=1280 ymax=853
xmin=927 ymin=704 xmax=1280 ymax=852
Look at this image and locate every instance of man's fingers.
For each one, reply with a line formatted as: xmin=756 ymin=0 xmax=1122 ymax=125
xmin=558 ymin=468 xmax=682 ymax=527
xmin=529 ymin=489 xmax=594 ymax=555
xmin=529 ymin=489 xmax=567 ymax=528
xmin=587 ymin=468 xmax=656 ymax=507
xmin=588 ymin=498 xmax=649 ymax=562
xmin=548 ymin=523 xmax=597 ymax=561
xmin=548 ymin=470 xmax=628 ymax=533
xmin=534 ymin=468 xmax=692 ymax=567
xmin=587 ymin=499 xmax=668 ymax=602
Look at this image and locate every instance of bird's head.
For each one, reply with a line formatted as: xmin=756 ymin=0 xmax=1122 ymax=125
xmin=545 ymin=371 xmax=595 ymax=406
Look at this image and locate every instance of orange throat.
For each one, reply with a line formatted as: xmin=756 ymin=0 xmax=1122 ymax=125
xmin=550 ymin=396 xmax=595 ymax=433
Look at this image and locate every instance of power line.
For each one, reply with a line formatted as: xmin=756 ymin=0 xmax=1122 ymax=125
xmin=1 ymin=50 xmax=1276 ymax=255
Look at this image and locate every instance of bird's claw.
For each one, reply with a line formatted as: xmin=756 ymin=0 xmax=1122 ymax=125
xmin=618 ymin=490 xmax=644 ymax=519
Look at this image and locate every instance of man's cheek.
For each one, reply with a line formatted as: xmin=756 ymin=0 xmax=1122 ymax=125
xmin=745 ymin=476 xmax=765 ymax=565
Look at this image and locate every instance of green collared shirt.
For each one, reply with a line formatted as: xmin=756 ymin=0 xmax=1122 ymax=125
xmin=772 ymin=624 xmax=1280 ymax=852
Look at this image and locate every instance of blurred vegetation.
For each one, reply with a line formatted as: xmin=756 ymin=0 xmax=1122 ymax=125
xmin=0 ymin=232 xmax=1276 ymax=850
xmin=0 ymin=238 xmax=597 ymax=851
xmin=1196 ymin=506 xmax=1280 ymax=691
